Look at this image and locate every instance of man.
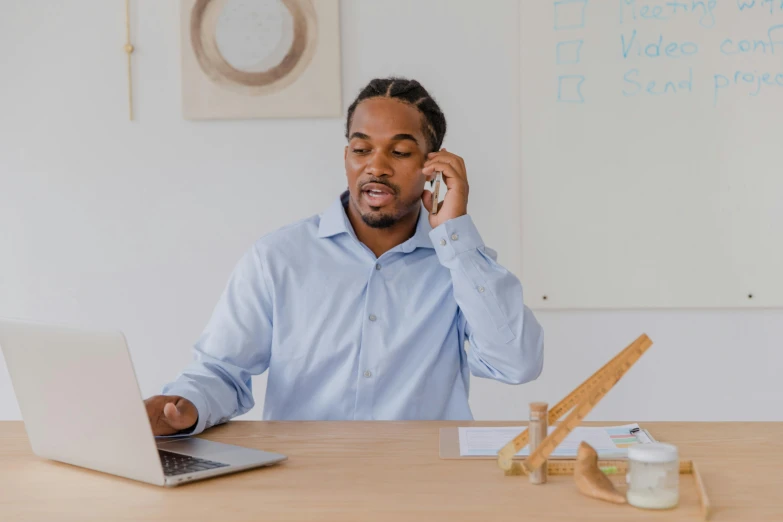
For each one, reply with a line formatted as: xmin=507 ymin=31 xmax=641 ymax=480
xmin=145 ymin=78 xmax=544 ymax=436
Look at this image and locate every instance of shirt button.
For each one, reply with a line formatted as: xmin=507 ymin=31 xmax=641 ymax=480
xmin=369 ymin=314 xmax=377 ymax=322
xmin=364 ymin=370 xmax=373 ymax=378
xmin=375 ymin=263 xmax=381 ymax=270
xmin=439 ymin=239 xmax=446 ymax=246
xmin=451 ymin=233 xmax=459 ymax=241
xmin=478 ymin=286 xmax=485 ymax=293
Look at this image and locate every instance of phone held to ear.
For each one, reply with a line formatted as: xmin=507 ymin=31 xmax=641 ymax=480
xmin=431 ymin=171 xmax=442 ymax=215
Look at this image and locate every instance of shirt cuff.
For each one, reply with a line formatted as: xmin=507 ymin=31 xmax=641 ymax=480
xmin=158 ymin=382 xmax=209 ymax=437
xmin=428 ymin=214 xmax=485 ymax=263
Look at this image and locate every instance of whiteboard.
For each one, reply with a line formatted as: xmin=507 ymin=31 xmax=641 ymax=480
xmin=519 ymin=0 xmax=783 ymax=310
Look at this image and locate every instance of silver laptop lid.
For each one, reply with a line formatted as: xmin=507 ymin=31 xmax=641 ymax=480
xmin=0 ymin=318 xmax=165 ymax=486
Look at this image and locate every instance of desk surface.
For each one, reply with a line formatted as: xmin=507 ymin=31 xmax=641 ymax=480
xmin=1 ymin=420 xmax=781 ymax=521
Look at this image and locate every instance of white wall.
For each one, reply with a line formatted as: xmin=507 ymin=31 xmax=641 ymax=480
xmin=1 ymin=0 xmax=780 ymax=423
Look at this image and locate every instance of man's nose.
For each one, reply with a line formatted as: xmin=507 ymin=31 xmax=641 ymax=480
xmin=365 ymin=151 xmax=393 ymax=177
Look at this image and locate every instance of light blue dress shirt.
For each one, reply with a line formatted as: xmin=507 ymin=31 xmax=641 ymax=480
xmin=162 ymin=192 xmax=544 ymax=434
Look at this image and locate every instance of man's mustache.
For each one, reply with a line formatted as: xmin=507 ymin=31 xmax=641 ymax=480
xmin=360 ymin=178 xmax=400 ymax=195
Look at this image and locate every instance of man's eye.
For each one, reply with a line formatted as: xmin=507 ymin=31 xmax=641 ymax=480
xmin=393 ymin=151 xmax=412 ymax=157
xmin=352 ymin=148 xmax=369 ymax=154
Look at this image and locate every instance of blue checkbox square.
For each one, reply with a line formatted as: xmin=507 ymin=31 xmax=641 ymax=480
xmin=554 ymin=0 xmax=588 ymax=30
xmin=557 ymin=75 xmax=586 ymax=103
xmin=556 ymin=40 xmax=584 ymax=65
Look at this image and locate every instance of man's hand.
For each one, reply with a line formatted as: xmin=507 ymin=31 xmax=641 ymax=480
xmin=144 ymin=395 xmax=198 ymax=436
xmin=421 ymin=147 xmax=469 ymax=228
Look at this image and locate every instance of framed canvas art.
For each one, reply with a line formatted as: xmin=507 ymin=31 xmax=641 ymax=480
xmin=181 ymin=0 xmax=342 ymax=119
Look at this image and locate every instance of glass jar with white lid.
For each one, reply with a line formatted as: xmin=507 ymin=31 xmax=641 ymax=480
xmin=626 ymin=443 xmax=680 ymax=509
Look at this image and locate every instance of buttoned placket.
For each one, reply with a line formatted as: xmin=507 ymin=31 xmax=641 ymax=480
xmin=354 ymin=245 xmax=412 ymax=420
xmin=346 ymin=210 xmax=431 ymax=417
xmin=355 ymin=254 xmax=388 ymax=419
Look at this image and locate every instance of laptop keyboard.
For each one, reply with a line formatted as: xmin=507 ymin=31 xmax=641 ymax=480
xmin=158 ymin=449 xmax=229 ymax=477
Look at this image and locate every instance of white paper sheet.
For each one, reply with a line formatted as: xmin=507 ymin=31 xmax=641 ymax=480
xmin=458 ymin=423 xmax=652 ymax=458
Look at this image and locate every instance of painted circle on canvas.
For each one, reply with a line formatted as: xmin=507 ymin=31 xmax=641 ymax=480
xmin=190 ymin=0 xmax=318 ymax=95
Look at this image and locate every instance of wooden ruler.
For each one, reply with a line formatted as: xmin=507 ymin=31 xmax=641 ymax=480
xmin=493 ymin=332 xmax=711 ymax=520
xmin=497 ymin=334 xmax=653 ymax=475
xmin=124 ymin=0 xmax=135 ymax=120
xmin=544 ymin=459 xmax=711 ymax=521
xmin=544 ymin=459 xmax=691 ymax=476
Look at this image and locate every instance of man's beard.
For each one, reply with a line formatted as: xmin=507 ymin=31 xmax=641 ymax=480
xmin=360 ymin=211 xmax=399 ymax=229
xmin=358 ymin=192 xmax=422 ymax=229
xmin=354 ymin=178 xmax=417 ymax=229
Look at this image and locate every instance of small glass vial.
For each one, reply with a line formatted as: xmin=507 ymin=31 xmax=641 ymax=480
xmin=528 ymin=402 xmax=548 ymax=485
xmin=626 ymin=443 xmax=680 ymax=509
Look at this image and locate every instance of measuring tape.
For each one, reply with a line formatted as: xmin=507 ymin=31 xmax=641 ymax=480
xmin=497 ymin=333 xmax=653 ymax=475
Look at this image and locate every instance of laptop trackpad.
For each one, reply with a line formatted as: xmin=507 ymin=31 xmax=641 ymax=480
xmin=156 ymin=437 xmax=280 ymax=466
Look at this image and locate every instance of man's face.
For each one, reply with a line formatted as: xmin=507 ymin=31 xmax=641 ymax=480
xmin=344 ymin=97 xmax=429 ymax=229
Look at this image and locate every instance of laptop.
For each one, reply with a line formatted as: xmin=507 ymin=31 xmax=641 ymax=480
xmin=0 ymin=317 xmax=287 ymax=487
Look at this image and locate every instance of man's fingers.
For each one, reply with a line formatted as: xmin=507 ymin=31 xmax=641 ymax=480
xmin=421 ymin=188 xmax=434 ymax=212
xmin=163 ymin=401 xmax=180 ymax=420
xmin=422 ymin=163 xmax=464 ymax=186
xmin=424 ymin=155 xmax=459 ymax=171
xmin=426 ymin=149 xmax=464 ymax=170
xmin=421 ymin=189 xmax=444 ymax=214
xmin=175 ymin=397 xmax=198 ymax=423
xmin=162 ymin=398 xmax=197 ymax=431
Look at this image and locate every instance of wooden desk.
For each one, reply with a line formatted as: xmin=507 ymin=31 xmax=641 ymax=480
xmin=1 ymin=421 xmax=781 ymax=521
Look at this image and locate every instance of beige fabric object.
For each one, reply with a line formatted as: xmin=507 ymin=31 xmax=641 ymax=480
xmin=574 ymin=442 xmax=627 ymax=504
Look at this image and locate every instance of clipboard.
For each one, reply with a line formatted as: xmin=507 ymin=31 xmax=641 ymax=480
xmin=438 ymin=426 xmax=657 ymax=460
xmin=438 ymin=427 xmax=568 ymax=460
xmin=439 ymin=427 xmax=478 ymax=459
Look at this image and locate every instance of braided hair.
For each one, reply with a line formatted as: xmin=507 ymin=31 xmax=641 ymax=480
xmin=345 ymin=78 xmax=447 ymax=154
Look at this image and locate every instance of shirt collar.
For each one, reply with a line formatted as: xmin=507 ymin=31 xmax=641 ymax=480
xmin=317 ymin=191 xmax=354 ymax=239
xmin=318 ymin=191 xmax=434 ymax=252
